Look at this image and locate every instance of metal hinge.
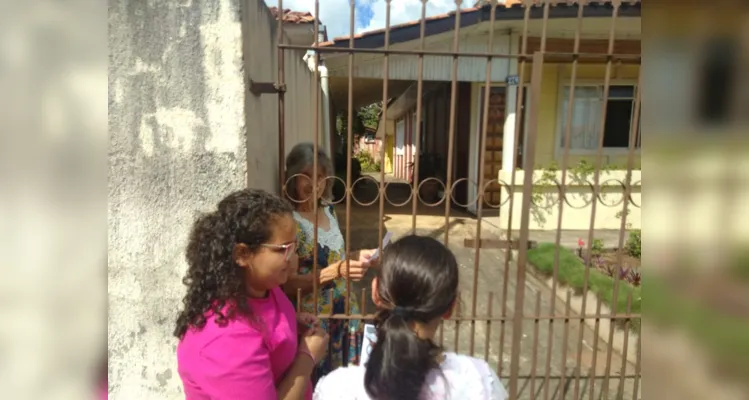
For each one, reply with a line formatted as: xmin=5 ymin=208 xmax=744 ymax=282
xmin=248 ymin=79 xmax=286 ymax=95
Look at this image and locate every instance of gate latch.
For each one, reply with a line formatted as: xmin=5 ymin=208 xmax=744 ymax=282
xmin=249 ymin=79 xmax=286 ymax=95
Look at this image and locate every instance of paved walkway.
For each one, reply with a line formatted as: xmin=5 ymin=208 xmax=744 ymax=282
xmin=334 ymin=201 xmax=640 ymax=399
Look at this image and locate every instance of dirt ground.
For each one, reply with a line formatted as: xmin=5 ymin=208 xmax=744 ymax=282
xmin=329 ymin=181 xmax=640 ymax=399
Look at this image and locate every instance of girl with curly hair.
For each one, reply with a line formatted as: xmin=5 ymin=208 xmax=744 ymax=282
xmin=282 ymin=143 xmax=379 ymax=379
xmin=175 ymin=189 xmax=328 ymax=400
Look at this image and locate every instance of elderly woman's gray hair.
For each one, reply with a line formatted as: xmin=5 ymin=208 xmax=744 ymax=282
xmin=285 ymin=142 xmax=334 ymax=204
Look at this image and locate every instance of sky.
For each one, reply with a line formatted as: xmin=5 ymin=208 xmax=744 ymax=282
xmin=264 ymin=0 xmax=469 ymax=39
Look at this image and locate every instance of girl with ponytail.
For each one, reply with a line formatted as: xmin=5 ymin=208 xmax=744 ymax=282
xmin=313 ymin=235 xmax=507 ymax=399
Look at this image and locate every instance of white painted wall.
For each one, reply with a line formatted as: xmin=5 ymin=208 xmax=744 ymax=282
xmin=466 ymin=32 xmax=517 ymax=214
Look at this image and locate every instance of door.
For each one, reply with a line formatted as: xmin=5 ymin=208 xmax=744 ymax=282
xmin=478 ymin=86 xmax=506 ymax=206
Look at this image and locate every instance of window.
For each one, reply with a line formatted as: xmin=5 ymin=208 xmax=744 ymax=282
xmin=395 ymin=119 xmax=405 ymax=155
xmin=558 ymin=84 xmax=641 ymax=151
xmin=364 ymin=132 xmax=376 ymax=144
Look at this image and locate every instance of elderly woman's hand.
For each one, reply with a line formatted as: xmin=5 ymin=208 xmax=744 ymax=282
xmin=357 ymin=249 xmax=380 ymax=268
xmin=337 ymin=259 xmax=368 ymax=281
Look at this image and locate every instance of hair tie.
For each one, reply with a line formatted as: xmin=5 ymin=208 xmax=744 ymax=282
xmin=392 ymin=306 xmax=410 ymax=318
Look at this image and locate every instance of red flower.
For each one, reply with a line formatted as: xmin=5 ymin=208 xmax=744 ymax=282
xmin=578 ymin=238 xmax=585 ymax=247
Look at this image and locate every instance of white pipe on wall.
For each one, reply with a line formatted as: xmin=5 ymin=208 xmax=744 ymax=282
xmin=319 ymin=64 xmax=332 ymax=156
xmin=303 ymin=50 xmax=333 ymax=156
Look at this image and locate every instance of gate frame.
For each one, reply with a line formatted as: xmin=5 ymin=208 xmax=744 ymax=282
xmin=272 ymin=1 xmax=641 ymax=398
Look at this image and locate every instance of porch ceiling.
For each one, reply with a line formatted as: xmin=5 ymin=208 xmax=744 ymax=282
xmin=328 ymin=77 xmax=413 ymax=110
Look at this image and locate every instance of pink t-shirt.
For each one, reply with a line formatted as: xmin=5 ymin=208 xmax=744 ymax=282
xmin=177 ymin=287 xmax=312 ymax=400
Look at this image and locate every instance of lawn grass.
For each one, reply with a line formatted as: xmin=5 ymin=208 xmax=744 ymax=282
xmin=526 ymin=242 xmax=641 ymax=333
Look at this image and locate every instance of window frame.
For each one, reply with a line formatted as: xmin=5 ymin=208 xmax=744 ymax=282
xmin=554 ymin=80 xmax=641 ymax=159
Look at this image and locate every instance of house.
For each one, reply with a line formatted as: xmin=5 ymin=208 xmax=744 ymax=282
xmin=268 ymin=6 xmax=336 ymax=159
xmin=356 ymin=126 xmax=384 ymax=160
xmin=319 ymin=0 xmax=641 ymax=230
xmin=268 ymin=7 xmax=328 ymax=46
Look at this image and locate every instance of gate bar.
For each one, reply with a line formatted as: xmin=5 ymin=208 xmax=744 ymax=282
xmin=469 ymin=0 xmax=498 ymax=356
xmin=276 ymin=0 xmax=285 ymax=192
xmin=547 ymin=1 xmax=584 ymax=398
xmin=443 ymin=0 xmax=462 ymax=247
xmin=277 ymin=43 xmax=641 ymax=61
xmin=409 ymin=0 xmax=427 ymax=234
xmin=376 ymin=0 xmax=391 ymax=294
xmin=603 ymin=36 xmax=642 ymax=397
xmin=508 ymin=49 xmax=545 ymax=400
xmin=497 ymin=0 xmax=531 ymax=379
xmin=343 ymin=0 xmax=355 ymax=317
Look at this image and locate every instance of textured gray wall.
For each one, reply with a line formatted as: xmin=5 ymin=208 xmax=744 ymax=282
xmin=108 ymin=0 xmax=246 ymax=398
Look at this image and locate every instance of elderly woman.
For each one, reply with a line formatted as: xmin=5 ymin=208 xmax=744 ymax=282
xmin=282 ymin=142 xmax=378 ymax=379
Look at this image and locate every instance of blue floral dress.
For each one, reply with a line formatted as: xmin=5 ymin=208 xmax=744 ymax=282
xmin=293 ymin=205 xmax=363 ymax=378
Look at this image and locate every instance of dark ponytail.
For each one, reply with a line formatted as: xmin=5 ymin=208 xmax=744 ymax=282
xmin=364 ymin=235 xmax=459 ymax=400
xmin=173 ymin=189 xmax=293 ymax=338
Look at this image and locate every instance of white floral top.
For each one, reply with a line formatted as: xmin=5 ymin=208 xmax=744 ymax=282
xmin=313 ymin=352 xmax=508 ymax=400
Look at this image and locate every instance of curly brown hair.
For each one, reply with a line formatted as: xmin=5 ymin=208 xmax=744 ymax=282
xmin=174 ymin=189 xmax=293 ymax=339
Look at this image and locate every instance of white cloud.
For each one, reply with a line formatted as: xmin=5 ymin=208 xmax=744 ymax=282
xmin=264 ymin=0 xmax=465 ymax=39
xmin=360 ymin=0 xmax=462 ymax=35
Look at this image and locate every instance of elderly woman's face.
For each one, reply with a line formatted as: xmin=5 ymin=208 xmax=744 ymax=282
xmin=295 ymin=165 xmax=326 ymax=202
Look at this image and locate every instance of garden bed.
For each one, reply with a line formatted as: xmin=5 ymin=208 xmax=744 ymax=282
xmin=527 ymin=242 xmax=641 ymax=333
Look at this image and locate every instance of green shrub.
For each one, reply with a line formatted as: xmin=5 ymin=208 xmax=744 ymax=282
xmin=356 ymin=149 xmax=381 ymax=172
xmin=625 ymin=229 xmax=641 ymax=258
xmin=591 ymin=238 xmax=604 ymax=255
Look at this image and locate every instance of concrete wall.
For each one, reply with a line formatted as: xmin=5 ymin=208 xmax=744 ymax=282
xmin=108 ymin=0 xmax=327 ymax=398
xmin=498 ymin=169 xmax=642 ymax=230
xmin=108 ymin=1 xmax=247 ymax=398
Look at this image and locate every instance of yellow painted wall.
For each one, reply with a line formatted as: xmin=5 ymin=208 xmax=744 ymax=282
xmin=522 ymin=63 xmax=641 ymax=169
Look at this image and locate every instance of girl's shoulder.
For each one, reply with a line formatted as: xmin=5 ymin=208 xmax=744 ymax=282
xmin=437 ymin=353 xmax=508 ymax=400
xmin=313 ymin=365 xmax=367 ymax=399
xmin=313 ymin=354 xmax=508 ymax=400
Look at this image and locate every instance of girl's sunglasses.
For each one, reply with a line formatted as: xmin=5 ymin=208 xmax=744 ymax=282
xmin=260 ymin=242 xmax=297 ymax=261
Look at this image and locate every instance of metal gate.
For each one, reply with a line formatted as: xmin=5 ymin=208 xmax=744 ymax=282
xmin=273 ymin=1 xmax=641 ymax=398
